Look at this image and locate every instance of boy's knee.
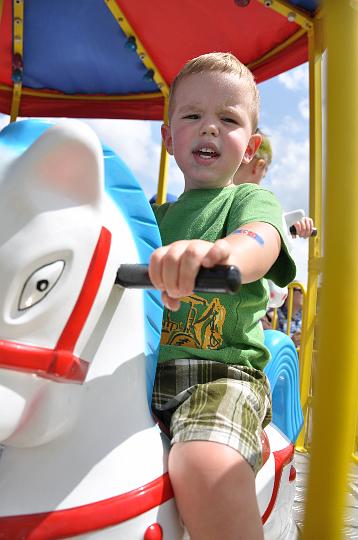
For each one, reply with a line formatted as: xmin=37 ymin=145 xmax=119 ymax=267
xmin=169 ymin=440 xmax=255 ymax=488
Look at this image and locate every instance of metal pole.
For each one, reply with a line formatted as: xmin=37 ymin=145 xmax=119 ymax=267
xmin=156 ymin=96 xmax=169 ymax=204
xmin=296 ymin=15 xmax=324 ymax=452
xmin=302 ymin=2 xmax=358 ymax=538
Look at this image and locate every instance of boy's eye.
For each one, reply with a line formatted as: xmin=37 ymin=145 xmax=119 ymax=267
xmin=183 ymin=114 xmax=200 ymax=120
xmin=222 ymin=117 xmax=238 ymax=124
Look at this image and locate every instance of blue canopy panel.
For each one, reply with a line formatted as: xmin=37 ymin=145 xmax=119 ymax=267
xmin=23 ymin=0 xmax=159 ymax=95
xmin=289 ymin=1 xmax=319 ymax=10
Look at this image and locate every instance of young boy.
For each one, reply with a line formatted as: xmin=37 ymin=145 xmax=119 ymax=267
xmin=149 ymin=52 xmax=295 ymax=540
xmin=233 ymin=129 xmax=314 ymax=238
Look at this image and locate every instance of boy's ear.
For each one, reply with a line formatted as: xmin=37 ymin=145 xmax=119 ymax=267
xmin=161 ymin=123 xmax=174 ymax=155
xmin=254 ymin=158 xmax=267 ymax=172
xmin=242 ymin=132 xmax=262 ymax=164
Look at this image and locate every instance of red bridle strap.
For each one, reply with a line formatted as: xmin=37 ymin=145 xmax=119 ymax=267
xmin=0 ymin=227 xmax=112 ymax=384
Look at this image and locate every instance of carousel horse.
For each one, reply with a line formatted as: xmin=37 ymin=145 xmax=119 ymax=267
xmin=0 ymin=119 xmax=303 ymax=539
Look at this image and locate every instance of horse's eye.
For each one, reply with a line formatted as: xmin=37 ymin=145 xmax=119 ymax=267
xmin=19 ymin=261 xmax=65 ymax=310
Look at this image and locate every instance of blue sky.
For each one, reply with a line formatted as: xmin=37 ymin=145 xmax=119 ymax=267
xmin=0 ymin=62 xmax=311 ymax=283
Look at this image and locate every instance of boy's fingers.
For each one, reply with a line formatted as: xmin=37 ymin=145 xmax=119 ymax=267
xmin=201 ymin=239 xmax=231 ymax=267
xmin=163 ymin=240 xmax=215 ymax=297
xmin=301 ymin=219 xmax=311 ymax=238
xmin=305 ymin=218 xmax=314 ymax=235
xmin=149 ymin=246 xmax=169 ymax=290
xmin=150 ymin=239 xmax=219 ymax=299
xmin=161 ymin=242 xmax=193 ymax=297
xmin=294 ymin=221 xmax=302 ymax=234
xmin=294 ymin=217 xmax=315 ymax=239
xmin=294 ymin=220 xmax=309 ymax=239
xmin=162 ymin=291 xmax=181 ymax=311
xmin=177 ymin=242 xmax=213 ymax=295
xmin=149 ymin=241 xmax=191 ymax=293
xmin=151 ymin=240 xmax=202 ymax=298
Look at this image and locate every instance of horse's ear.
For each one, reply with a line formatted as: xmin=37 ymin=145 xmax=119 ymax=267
xmin=15 ymin=121 xmax=103 ymax=206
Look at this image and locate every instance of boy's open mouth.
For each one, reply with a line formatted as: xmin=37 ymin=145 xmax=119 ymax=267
xmin=193 ymin=146 xmax=220 ymax=160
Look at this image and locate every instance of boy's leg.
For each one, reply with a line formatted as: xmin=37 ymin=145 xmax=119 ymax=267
xmin=152 ymin=360 xmax=271 ymax=540
xmin=169 ymin=440 xmax=263 ymax=540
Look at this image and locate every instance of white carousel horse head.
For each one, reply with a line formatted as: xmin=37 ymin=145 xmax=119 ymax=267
xmin=0 ymin=119 xmax=183 ymax=539
xmin=0 ymin=119 xmax=161 ymax=448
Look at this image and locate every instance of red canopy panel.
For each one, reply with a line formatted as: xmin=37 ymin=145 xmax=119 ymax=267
xmin=120 ymin=0 xmax=306 ymax=83
xmin=253 ymin=34 xmax=308 ymax=83
xmin=0 ymin=0 xmax=314 ymax=120
xmin=0 ymin=90 xmax=165 ymax=121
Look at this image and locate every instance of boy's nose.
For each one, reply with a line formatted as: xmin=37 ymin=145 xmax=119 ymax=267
xmin=200 ymin=123 xmax=219 ymax=136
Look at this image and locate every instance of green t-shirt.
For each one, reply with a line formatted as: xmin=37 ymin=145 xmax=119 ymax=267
xmin=152 ymin=184 xmax=296 ymax=371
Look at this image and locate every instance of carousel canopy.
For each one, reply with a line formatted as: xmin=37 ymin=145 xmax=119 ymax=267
xmin=0 ymin=0 xmax=319 ymax=120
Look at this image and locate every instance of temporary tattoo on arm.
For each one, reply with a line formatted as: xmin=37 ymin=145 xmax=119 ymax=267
xmin=232 ymin=228 xmax=265 ymax=246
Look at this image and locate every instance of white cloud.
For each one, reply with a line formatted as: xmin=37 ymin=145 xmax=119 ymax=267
xmin=278 ymin=64 xmax=308 ymax=91
xmin=298 ymin=98 xmax=309 ymax=120
xmin=268 ymin=144 xmax=309 ymax=212
xmin=83 ymin=119 xmax=162 ymax=199
xmin=0 ymin=114 xmax=10 ymax=131
xmin=263 ymin=119 xmax=309 ymax=215
xmin=266 ymin=114 xmax=302 ymax=136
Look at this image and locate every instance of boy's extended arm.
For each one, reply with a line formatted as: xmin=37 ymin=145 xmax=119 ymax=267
xmin=149 ymin=222 xmax=281 ymax=311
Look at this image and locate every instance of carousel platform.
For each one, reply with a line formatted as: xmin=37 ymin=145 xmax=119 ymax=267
xmin=293 ymin=451 xmax=358 ymax=539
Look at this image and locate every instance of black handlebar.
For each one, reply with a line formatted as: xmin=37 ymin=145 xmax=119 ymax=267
xmin=115 ymin=264 xmax=241 ymax=294
xmin=289 ymin=225 xmax=318 ymax=237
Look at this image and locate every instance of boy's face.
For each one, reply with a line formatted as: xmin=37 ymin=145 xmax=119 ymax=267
xmin=162 ymin=71 xmax=260 ymax=190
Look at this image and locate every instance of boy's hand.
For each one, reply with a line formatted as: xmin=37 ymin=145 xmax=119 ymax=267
xmin=292 ymin=217 xmax=314 ymax=239
xmin=148 ymin=239 xmax=231 ymax=311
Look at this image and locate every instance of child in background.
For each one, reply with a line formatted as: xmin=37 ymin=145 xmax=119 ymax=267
xmin=149 ymin=52 xmax=295 ymax=540
xmin=234 ymin=129 xmax=314 ymax=238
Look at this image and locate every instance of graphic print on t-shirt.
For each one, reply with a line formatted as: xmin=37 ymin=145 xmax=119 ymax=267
xmin=160 ymin=294 xmax=226 ymax=350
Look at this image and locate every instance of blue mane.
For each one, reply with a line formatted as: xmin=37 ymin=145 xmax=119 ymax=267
xmin=103 ymin=144 xmax=162 ymax=405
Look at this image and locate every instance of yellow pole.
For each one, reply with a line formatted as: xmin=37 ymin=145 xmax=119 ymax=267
xmin=156 ymin=96 xmax=169 ymax=204
xmin=0 ymin=0 xmax=4 ymax=24
xmin=286 ymin=287 xmax=293 ymax=336
xmin=10 ymin=0 xmax=24 ymax=123
xmin=156 ymin=141 xmax=169 ymax=204
xmin=302 ymin=2 xmax=358 ymax=538
xmin=256 ymin=0 xmax=313 ymax=30
xmin=296 ymin=15 xmax=324 ymax=452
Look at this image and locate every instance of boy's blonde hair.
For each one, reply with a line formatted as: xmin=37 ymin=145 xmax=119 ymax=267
xmin=168 ymin=52 xmax=260 ymax=132
xmin=255 ymin=129 xmax=272 ymax=167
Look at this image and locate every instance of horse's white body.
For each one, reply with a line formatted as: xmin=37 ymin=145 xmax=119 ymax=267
xmin=0 ymin=120 xmax=300 ymax=539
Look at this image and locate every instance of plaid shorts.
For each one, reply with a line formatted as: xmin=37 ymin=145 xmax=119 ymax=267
xmin=152 ymin=359 xmax=272 ymax=475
